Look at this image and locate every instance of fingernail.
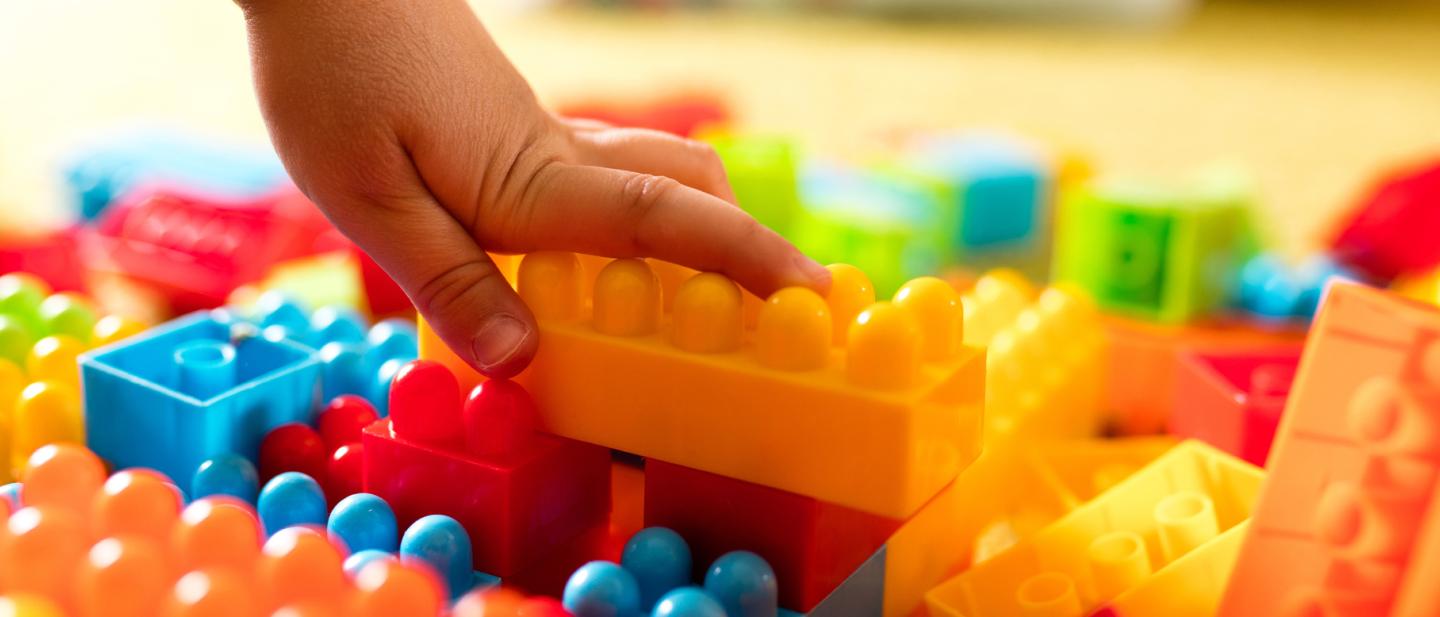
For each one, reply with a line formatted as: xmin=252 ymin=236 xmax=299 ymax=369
xmin=794 ymin=255 xmax=833 ymax=292
xmin=471 ymin=313 xmax=530 ymax=373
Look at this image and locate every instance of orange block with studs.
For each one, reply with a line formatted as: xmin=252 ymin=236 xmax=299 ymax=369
xmin=420 ymin=255 xmax=985 ymax=518
xmin=1219 ymin=283 xmax=1440 ymax=617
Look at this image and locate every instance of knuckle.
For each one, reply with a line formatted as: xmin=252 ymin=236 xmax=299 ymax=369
xmin=412 ymin=260 xmax=505 ymax=320
xmin=618 ymin=173 xmax=681 ymax=253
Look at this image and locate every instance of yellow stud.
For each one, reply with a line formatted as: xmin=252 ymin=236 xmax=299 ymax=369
xmin=671 ymin=273 xmax=743 ymax=354
xmin=517 ymin=252 xmax=584 ymax=322
xmin=648 ymin=260 xmax=698 ymax=312
xmin=12 ymin=381 xmax=84 ymax=475
xmin=26 ymin=336 xmax=85 ymax=389
xmin=0 ymin=594 xmax=65 ymax=617
xmin=756 ymin=288 xmax=832 ymax=371
xmin=824 ymin=264 xmax=875 ymax=345
xmin=0 ymin=359 xmax=22 ymax=482
xmin=1014 ymin=572 xmax=1083 ymax=617
xmin=845 ymin=302 xmax=921 ymax=390
xmin=893 ymin=277 xmax=963 ymax=362
xmin=1154 ymin=491 xmax=1219 ymax=562
xmin=92 ymin=315 xmax=146 ymax=348
xmin=592 ymin=259 xmax=661 ymax=337
xmin=1088 ymin=531 xmax=1152 ymax=600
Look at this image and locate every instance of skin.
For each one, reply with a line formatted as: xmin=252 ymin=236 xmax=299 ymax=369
xmin=235 ymin=0 xmax=830 ymax=378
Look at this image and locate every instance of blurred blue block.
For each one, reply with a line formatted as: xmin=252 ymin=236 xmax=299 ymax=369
xmin=191 ymin=452 xmax=260 ymax=504
xmin=80 ymin=310 xmax=320 ymax=483
xmin=910 ymin=133 xmax=1050 ymax=250
xmin=62 ymin=129 xmax=288 ymax=221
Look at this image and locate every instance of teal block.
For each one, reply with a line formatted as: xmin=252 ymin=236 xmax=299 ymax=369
xmin=908 ymin=133 xmax=1052 ymax=252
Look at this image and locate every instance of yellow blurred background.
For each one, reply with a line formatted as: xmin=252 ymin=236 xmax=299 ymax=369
xmin=2 ymin=0 xmax=1438 ymax=254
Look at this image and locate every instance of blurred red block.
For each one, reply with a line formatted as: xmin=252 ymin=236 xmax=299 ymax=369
xmin=1329 ymin=157 xmax=1440 ymax=281
xmin=0 ymin=226 xmax=85 ymax=292
xmin=644 ymin=458 xmax=901 ymax=612
xmin=1170 ymin=346 xmax=1303 ymax=466
xmin=559 ymin=94 xmax=729 ymax=138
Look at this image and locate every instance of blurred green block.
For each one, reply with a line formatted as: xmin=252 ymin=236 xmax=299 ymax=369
xmin=706 ymin=134 xmax=802 ymax=237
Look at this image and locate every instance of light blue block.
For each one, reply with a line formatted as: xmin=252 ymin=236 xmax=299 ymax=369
xmin=910 ymin=133 xmax=1050 ymax=251
xmin=80 ymin=310 xmax=320 ymax=483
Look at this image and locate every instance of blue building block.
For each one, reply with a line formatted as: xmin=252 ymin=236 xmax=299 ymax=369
xmin=62 ymin=129 xmax=288 ymax=221
xmin=908 ymin=133 xmax=1051 ymax=251
xmin=1237 ymin=253 xmax=1360 ymax=322
xmin=80 ymin=310 xmax=320 ymax=483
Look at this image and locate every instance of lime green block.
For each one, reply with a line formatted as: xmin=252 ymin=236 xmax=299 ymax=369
xmin=705 ymin=134 xmax=802 ymax=237
xmin=1053 ymin=175 xmax=1258 ymax=323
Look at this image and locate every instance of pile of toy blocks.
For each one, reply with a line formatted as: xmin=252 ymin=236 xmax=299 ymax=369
xmin=0 ymin=95 xmax=1437 ymax=617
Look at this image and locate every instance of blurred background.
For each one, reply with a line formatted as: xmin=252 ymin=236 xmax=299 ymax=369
xmin=1 ymin=0 xmax=1438 ymax=255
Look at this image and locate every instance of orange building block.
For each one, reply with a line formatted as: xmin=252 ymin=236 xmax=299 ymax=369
xmin=925 ymin=440 xmax=1263 ymax=617
xmin=1103 ymin=315 xmax=1307 ymax=434
xmin=1218 ymin=282 xmax=1440 ymax=617
xmin=880 ymin=437 xmax=1176 ymax=616
xmin=421 ymin=254 xmax=985 ymax=519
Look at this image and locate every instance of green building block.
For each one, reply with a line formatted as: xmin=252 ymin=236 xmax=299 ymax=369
xmin=1053 ymin=173 xmax=1257 ymax=323
xmin=705 ymin=133 xmax=802 ymax=237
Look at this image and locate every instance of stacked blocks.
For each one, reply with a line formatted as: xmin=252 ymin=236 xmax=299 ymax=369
xmin=962 ymin=271 xmax=1107 ymax=441
xmin=420 ymin=254 xmax=985 ymax=519
xmin=644 ymin=458 xmax=901 ymax=612
xmin=361 ymin=360 xmax=611 ymax=577
xmin=1171 ymin=346 xmax=1302 ymax=465
xmin=1219 ymin=282 xmax=1440 ymax=616
xmin=925 ymin=440 xmax=1263 ymax=617
xmin=1054 ymin=173 xmax=1257 ymax=324
xmin=80 ymin=310 xmax=319 ymax=482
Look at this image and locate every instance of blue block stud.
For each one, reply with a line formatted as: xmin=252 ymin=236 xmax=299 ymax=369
xmin=652 ymin=588 xmax=725 ymax=617
xmin=400 ymin=514 xmax=475 ymax=600
xmin=0 ymin=483 xmax=21 ymax=510
xmin=622 ymin=527 xmax=693 ymax=609
xmin=343 ymin=549 xmax=397 ymax=579
xmin=80 ymin=311 xmax=321 ymax=483
xmin=311 ymin=307 xmax=368 ymax=346
xmin=704 ymin=551 xmax=778 ymax=617
xmin=564 ymin=561 xmax=643 ymax=617
xmin=328 ymin=493 xmax=399 ymax=554
xmin=191 ymin=453 xmax=260 ymax=504
xmin=257 ymin=472 xmax=327 ymax=536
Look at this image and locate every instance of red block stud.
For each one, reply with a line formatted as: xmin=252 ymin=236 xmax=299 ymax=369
xmin=363 ymin=367 xmax=611 ymax=577
xmin=463 ymin=380 xmax=540 ymax=459
xmin=388 ymin=360 xmax=461 ymax=447
xmin=259 ymin=423 xmax=329 ymax=486
xmin=326 ymin=443 xmax=365 ymax=508
xmin=318 ymin=395 xmax=379 ymax=452
xmin=644 ymin=459 xmax=902 ymax=612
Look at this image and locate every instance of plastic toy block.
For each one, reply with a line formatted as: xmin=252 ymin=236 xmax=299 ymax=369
xmin=420 ymin=255 xmax=985 ymax=518
xmin=61 ymin=128 xmax=289 ymax=221
xmin=0 ymin=227 xmax=85 ymax=292
xmin=1102 ymin=314 xmax=1307 ymax=435
xmin=906 ymin=132 xmax=1053 ymax=251
xmin=1170 ymin=346 xmax=1302 ymax=465
xmin=644 ymin=458 xmax=901 ymax=612
xmin=701 ymin=133 xmax=802 ymax=236
xmin=559 ymin=94 xmax=729 ymax=138
xmin=1328 ymin=157 xmax=1440 ymax=281
xmin=788 ymin=545 xmax=886 ymax=617
xmin=80 ymin=183 xmax=344 ymax=314
xmin=354 ymin=245 xmax=412 ymax=317
xmin=925 ymin=440 xmax=1263 ymax=617
xmin=880 ymin=437 xmax=1176 ymax=617
xmin=1218 ymin=282 xmax=1440 ymax=617
xmin=1053 ymin=171 xmax=1258 ymax=323
xmin=361 ymin=362 xmax=611 ymax=577
xmin=1102 ymin=520 xmax=1247 ymax=617
xmin=80 ymin=310 xmax=320 ymax=482
xmin=1237 ymin=253 xmax=1360 ymax=323
xmin=964 ymin=275 xmax=1107 ymax=441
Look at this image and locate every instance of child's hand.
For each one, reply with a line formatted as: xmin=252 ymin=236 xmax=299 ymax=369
xmin=237 ymin=0 xmax=830 ymax=378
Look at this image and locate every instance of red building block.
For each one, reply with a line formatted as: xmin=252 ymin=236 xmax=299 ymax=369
xmin=361 ymin=361 xmax=611 ymax=577
xmin=1170 ymin=346 xmax=1302 ymax=466
xmin=81 ymin=183 xmax=344 ymax=314
xmin=559 ymin=94 xmax=729 ymax=138
xmin=0 ymin=226 xmax=85 ymax=292
xmin=1329 ymin=158 xmax=1440 ymax=281
xmin=644 ymin=458 xmax=901 ymax=612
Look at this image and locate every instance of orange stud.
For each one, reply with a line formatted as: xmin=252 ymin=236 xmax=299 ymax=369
xmin=172 ymin=498 xmax=262 ymax=576
xmin=824 ymin=264 xmax=875 ymax=345
xmin=92 ymin=468 xmax=183 ymax=544
xmin=21 ymin=443 xmax=105 ymax=514
xmin=350 ymin=559 xmax=442 ymax=617
xmin=670 ymin=273 xmax=743 ymax=354
xmin=163 ymin=569 xmax=257 ymax=617
xmin=92 ymin=316 xmax=147 ymax=348
xmin=516 ymin=252 xmax=584 ymax=323
xmin=270 ymin=601 xmax=341 ymax=617
xmin=77 ymin=537 xmax=169 ymax=617
xmin=592 ymin=259 xmax=661 ymax=337
xmin=0 ymin=358 xmax=22 ymax=482
xmin=845 ymin=302 xmax=922 ymax=391
xmin=647 ymin=260 xmax=699 ymax=311
xmin=2 ymin=506 xmax=88 ymax=607
xmin=452 ymin=588 xmax=525 ymax=617
xmin=12 ymin=382 xmax=84 ymax=474
xmin=258 ymin=527 xmax=347 ymax=609
xmin=756 ymin=288 xmax=831 ymax=371
xmin=893 ymin=277 xmax=964 ymax=362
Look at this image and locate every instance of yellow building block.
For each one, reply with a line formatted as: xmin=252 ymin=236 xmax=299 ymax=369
xmin=924 ymin=440 xmax=1263 ymax=617
xmin=1106 ymin=521 xmax=1248 ymax=616
xmin=420 ymin=253 xmax=985 ymax=519
xmin=881 ymin=437 xmax=1175 ymax=616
